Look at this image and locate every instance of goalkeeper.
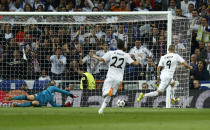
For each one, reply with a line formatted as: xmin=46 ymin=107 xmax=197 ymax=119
xmin=8 ymin=81 xmax=78 ymax=107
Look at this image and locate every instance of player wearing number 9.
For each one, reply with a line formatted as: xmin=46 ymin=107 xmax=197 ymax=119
xmin=137 ymin=45 xmax=193 ymax=102
xmin=91 ymin=40 xmax=141 ymax=114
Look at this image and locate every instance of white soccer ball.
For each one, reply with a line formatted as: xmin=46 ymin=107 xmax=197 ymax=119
xmin=117 ymin=99 xmax=125 ymax=107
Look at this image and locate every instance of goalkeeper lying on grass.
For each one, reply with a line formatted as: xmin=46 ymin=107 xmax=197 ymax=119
xmin=8 ymin=80 xmax=78 ymax=107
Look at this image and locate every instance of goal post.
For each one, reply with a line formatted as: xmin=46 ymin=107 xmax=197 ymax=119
xmin=0 ymin=11 xmax=191 ymax=108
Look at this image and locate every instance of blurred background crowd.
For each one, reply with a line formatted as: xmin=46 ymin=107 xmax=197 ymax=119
xmin=0 ymin=0 xmax=209 ymax=90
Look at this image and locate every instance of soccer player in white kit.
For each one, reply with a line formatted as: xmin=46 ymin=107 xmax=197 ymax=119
xmin=92 ymin=40 xmax=141 ymax=114
xmin=137 ymin=45 xmax=192 ymax=102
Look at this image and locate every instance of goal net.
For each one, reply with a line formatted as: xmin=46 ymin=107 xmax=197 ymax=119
xmin=0 ymin=12 xmax=191 ymax=108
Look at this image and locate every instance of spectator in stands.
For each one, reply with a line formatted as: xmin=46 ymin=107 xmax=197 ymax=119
xmin=16 ymin=25 xmax=32 ymax=44
xmin=89 ymin=28 xmax=99 ymax=46
xmin=184 ymin=3 xmax=194 ymax=18
xmin=83 ymin=37 xmax=92 ymax=56
xmin=168 ymin=0 xmax=177 ymax=15
xmin=113 ymin=24 xmax=128 ymax=49
xmin=57 ymin=0 xmax=67 ymax=9
xmin=24 ymin=3 xmax=33 ymax=12
xmin=190 ymin=79 xmax=201 ymax=89
xmin=147 ymin=26 xmax=160 ymax=49
xmin=98 ymin=1 xmax=105 ymax=11
xmin=3 ymin=23 xmax=13 ymax=42
xmin=181 ymin=0 xmax=195 ymax=16
xmin=190 ymin=10 xmax=200 ymax=29
xmin=104 ymin=0 xmax=115 ymax=11
xmin=129 ymin=39 xmax=153 ymax=66
xmin=82 ymin=0 xmax=94 ymax=12
xmin=9 ymin=0 xmax=25 ymax=12
xmin=29 ymin=24 xmax=41 ymax=41
xmin=96 ymin=41 xmax=109 ymax=80
xmin=95 ymin=24 xmax=106 ymax=41
xmin=175 ymin=8 xmax=186 ymax=17
xmin=110 ymin=0 xmax=129 ymax=11
xmin=139 ymin=57 xmax=157 ymax=80
xmin=67 ymin=44 xmax=84 ymax=80
xmin=152 ymin=35 xmax=167 ymax=61
xmin=135 ymin=0 xmax=149 ymax=11
xmin=192 ymin=60 xmax=210 ymax=80
xmin=45 ymin=0 xmax=57 ymax=12
xmin=0 ymin=0 xmax=9 ymax=11
xmin=145 ymin=0 xmax=152 ymax=11
xmin=58 ymin=27 xmax=70 ymax=44
xmin=199 ymin=41 xmax=208 ymax=60
xmin=36 ymin=4 xmax=44 ymax=12
xmin=33 ymin=0 xmax=45 ymax=11
xmin=141 ymin=82 xmax=149 ymax=90
xmin=195 ymin=17 xmax=210 ymax=44
xmin=199 ymin=3 xmax=208 ymax=17
xmin=173 ymin=33 xmax=187 ymax=52
xmin=80 ymin=49 xmax=100 ymax=80
xmin=104 ymin=26 xmax=117 ymax=50
xmin=8 ymin=50 xmax=27 ymax=79
xmin=37 ymin=37 xmax=52 ymax=72
xmin=194 ymin=48 xmax=202 ymax=61
xmin=39 ymin=69 xmax=51 ymax=81
xmin=50 ymin=48 xmax=66 ymax=80
xmin=30 ymin=51 xmax=41 ymax=79
xmin=92 ymin=6 xmax=99 ymax=11
xmin=52 ymin=35 xmax=61 ymax=52
xmin=66 ymin=1 xmax=74 ymax=12
xmin=190 ymin=54 xmax=198 ymax=69
xmin=74 ymin=25 xmax=90 ymax=44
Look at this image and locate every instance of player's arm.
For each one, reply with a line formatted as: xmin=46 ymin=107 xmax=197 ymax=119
xmin=51 ymin=86 xmax=78 ymax=98
xmin=156 ymin=66 xmax=163 ymax=82
xmin=157 ymin=66 xmax=163 ymax=77
xmin=131 ymin=53 xmax=141 ymax=66
xmin=157 ymin=56 xmax=164 ymax=81
xmin=176 ymin=54 xmax=193 ymax=69
xmin=182 ymin=61 xmax=193 ymax=69
xmin=92 ymin=54 xmax=105 ymax=63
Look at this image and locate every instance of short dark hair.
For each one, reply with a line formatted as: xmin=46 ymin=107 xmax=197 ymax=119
xmin=168 ymin=45 xmax=175 ymax=51
xmin=117 ymin=40 xmax=125 ymax=50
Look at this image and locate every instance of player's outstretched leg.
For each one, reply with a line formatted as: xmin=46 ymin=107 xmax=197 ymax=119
xmin=137 ymin=91 xmax=159 ymax=102
xmin=13 ymin=102 xmax=32 ymax=107
xmin=170 ymin=81 xmax=180 ymax=104
xmin=137 ymin=93 xmax=144 ymax=102
xmin=8 ymin=95 xmax=27 ymax=101
xmin=98 ymin=96 xmax=111 ymax=115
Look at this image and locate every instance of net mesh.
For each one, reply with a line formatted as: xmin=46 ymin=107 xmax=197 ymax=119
xmin=0 ymin=14 xmax=191 ymax=108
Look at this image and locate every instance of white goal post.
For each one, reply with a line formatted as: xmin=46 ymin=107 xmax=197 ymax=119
xmin=0 ymin=11 xmax=191 ymax=108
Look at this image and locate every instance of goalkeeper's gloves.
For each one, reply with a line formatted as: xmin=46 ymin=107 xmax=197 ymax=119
xmin=62 ymin=102 xmax=71 ymax=107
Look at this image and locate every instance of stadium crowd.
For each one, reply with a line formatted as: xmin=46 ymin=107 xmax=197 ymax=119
xmin=0 ymin=0 xmax=209 ymax=90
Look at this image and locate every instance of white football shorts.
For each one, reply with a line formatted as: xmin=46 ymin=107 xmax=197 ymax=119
xmin=158 ymin=76 xmax=174 ymax=92
xmin=102 ymin=77 xmax=121 ymax=97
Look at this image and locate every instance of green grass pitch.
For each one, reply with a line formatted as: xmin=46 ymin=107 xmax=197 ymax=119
xmin=0 ymin=107 xmax=210 ymax=130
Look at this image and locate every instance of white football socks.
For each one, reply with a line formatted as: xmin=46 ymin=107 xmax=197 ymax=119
xmin=99 ymin=96 xmax=111 ymax=114
xmin=145 ymin=91 xmax=158 ymax=97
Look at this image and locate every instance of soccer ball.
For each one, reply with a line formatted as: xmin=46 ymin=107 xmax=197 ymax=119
xmin=117 ymin=99 xmax=125 ymax=107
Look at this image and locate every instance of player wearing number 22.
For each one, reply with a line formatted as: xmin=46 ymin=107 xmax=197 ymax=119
xmin=137 ymin=45 xmax=193 ymax=102
xmin=92 ymin=40 xmax=141 ymax=114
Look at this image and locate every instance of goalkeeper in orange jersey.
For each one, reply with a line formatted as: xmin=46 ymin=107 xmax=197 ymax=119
xmin=8 ymin=80 xmax=78 ymax=107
